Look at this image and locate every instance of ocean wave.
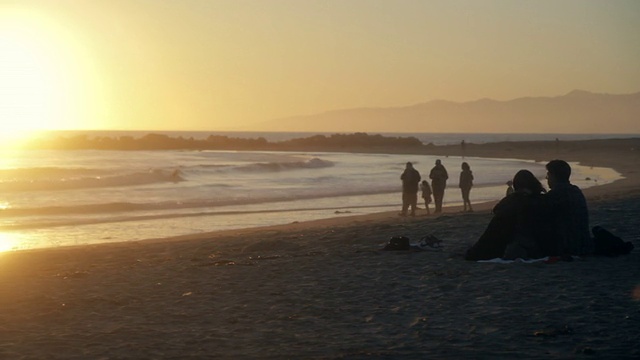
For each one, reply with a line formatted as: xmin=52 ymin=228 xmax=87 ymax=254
xmin=0 ymin=166 xmax=106 ymax=179
xmin=0 ymin=169 xmax=184 ymax=192
xmin=0 ymin=202 xmax=400 ymax=231
xmin=0 ymin=186 xmax=400 ymax=218
xmin=235 ymin=157 xmax=334 ymax=172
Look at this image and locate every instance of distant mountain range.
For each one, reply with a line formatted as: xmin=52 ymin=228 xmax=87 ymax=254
xmin=254 ymin=90 xmax=640 ymax=133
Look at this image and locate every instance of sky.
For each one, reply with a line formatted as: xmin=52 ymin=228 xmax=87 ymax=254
xmin=1 ymin=0 xmax=639 ymax=134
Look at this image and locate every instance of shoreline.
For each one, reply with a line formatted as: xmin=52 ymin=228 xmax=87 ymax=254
xmin=74 ymin=137 xmax=640 ymax=248
xmin=3 ymin=138 xmax=638 ymax=254
xmin=1 ymin=138 xmax=639 ymax=358
xmin=134 ymin=135 xmax=634 ymax=244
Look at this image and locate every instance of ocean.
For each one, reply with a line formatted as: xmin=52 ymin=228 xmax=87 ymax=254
xmin=0 ymin=132 xmax=626 ymax=251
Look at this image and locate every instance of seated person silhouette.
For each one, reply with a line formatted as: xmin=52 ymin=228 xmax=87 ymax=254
xmin=465 ymin=170 xmax=547 ymax=260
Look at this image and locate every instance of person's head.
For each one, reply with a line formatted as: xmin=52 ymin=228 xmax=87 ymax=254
xmin=461 ymin=162 xmax=470 ymax=171
xmin=435 ymin=159 xmax=441 ymax=166
xmin=512 ymin=170 xmax=545 ymax=194
xmin=545 ymin=159 xmax=571 ymax=189
xmin=406 ymin=162 xmax=413 ymax=169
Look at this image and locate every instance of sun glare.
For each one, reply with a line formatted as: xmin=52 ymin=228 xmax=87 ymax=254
xmin=1 ymin=21 xmax=58 ymax=136
xmin=0 ymin=232 xmax=22 ymax=252
xmin=0 ymin=6 xmax=101 ymax=144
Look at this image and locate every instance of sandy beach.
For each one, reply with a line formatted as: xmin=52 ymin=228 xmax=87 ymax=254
xmin=1 ymin=138 xmax=639 ymax=359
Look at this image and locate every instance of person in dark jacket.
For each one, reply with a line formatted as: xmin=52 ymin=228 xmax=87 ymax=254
xmin=400 ymin=162 xmax=421 ymax=216
xmin=429 ymin=159 xmax=448 ymax=214
xmin=541 ymin=159 xmax=592 ymax=257
xmin=465 ymin=170 xmax=547 ymax=260
xmin=459 ymin=162 xmax=474 ymax=212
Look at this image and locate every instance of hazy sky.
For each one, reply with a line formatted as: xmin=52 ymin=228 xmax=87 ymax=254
xmin=1 ymin=0 xmax=639 ymax=132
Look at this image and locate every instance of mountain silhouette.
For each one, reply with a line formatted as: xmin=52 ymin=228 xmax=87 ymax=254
xmin=254 ymin=90 xmax=640 ymax=133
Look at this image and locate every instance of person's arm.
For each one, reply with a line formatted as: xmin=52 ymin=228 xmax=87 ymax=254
xmin=493 ymin=193 xmax=519 ymax=215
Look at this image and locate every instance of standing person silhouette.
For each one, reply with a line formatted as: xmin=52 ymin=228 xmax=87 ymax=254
xmin=429 ymin=159 xmax=448 ymax=214
xmin=459 ymin=162 xmax=474 ymax=212
xmin=464 ymin=169 xmax=547 ymax=261
xmin=400 ymin=162 xmax=421 ymax=216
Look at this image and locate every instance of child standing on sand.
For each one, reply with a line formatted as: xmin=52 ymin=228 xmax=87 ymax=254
xmin=420 ymin=180 xmax=432 ymax=215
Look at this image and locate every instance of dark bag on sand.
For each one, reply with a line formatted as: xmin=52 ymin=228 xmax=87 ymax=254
xmin=383 ymin=236 xmax=411 ymax=251
xmin=592 ymin=226 xmax=634 ymax=257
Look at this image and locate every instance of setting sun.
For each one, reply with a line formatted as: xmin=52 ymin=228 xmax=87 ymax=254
xmin=1 ymin=11 xmax=60 ymax=133
xmin=0 ymin=5 xmax=106 ymax=140
xmin=0 ymin=44 xmax=55 ymax=144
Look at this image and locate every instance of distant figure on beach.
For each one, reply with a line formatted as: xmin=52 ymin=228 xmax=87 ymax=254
xmin=461 ymin=140 xmax=466 ymax=158
xmin=542 ymin=159 xmax=592 ymax=257
xmin=420 ymin=180 xmax=432 ymax=215
xmin=459 ymin=162 xmax=474 ymax=212
xmin=465 ymin=169 xmax=547 ymax=261
xmin=505 ymin=180 xmax=515 ymax=196
xmin=429 ymin=159 xmax=448 ymax=213
xmin=400 ymin=162 xmax=421 ymax=216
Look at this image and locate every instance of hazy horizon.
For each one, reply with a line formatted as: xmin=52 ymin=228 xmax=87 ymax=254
xmin=2 ymin=0 xmax=639 ymax=135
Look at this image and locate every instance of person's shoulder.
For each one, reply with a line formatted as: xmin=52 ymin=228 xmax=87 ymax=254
xmin=568 ymin=184 xmax=587 ymax=199
xmin=548 ymin=182 xmax=583 ymax=195
xmin=494 ymin=192 xmax=521 ymax=210
xmin=569 ymin=183 xmax=584 ymax=192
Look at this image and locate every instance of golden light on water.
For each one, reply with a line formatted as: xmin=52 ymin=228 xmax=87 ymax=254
xmin=0 ymin=129 xmax=43 ymax=150
xmin=0 ymin=232 xmax=22 ymax=252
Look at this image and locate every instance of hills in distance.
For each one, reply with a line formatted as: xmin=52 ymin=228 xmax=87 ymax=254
xmin=253 ymin=90 xmax=640 ymax=134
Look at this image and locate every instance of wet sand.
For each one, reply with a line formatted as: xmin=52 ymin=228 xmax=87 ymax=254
xmin=0 ymin=138 xmax=639 ymax=359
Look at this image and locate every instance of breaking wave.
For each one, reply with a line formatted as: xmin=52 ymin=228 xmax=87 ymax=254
xmin=0 ymin=169 xmax=184 ymax=192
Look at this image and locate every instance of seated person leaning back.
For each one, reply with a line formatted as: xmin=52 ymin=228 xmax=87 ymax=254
xmin=465 ymin=170 xmax=547 ymax=261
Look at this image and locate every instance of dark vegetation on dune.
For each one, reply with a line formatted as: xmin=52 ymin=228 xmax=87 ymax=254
xmin=25 ymin=132 xmax=640 ymax=161
xmin=26 ymin=132 xmax=426 ymax=152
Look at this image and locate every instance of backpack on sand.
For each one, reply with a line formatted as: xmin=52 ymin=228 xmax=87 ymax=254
xmin=592 ymin=226 xmax=634 ymax=257
xmin=383 ymin=236 xmax=411 ymax=251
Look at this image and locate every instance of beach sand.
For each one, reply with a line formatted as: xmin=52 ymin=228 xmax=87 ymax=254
xmin=1 ymin=139 xmax=639 ymax=359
